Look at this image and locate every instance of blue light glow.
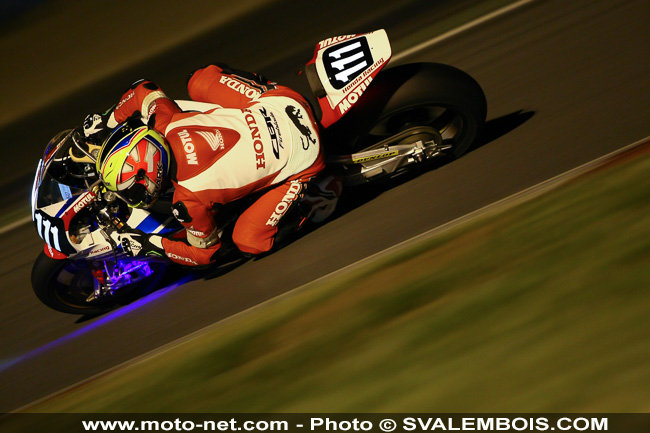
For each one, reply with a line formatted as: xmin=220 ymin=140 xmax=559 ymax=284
xmin=115 ymin=260 xmax=155 ymax=285
xmin=0 ymin=275 xmax=194 ymax=373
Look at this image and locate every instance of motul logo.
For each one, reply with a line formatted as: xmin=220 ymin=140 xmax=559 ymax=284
xmin=178 ymin=129 xmax=198 ymax=165
xmin=318 ymin=34 xmax=356 ymax=49
xmin=337 ymin=75 xmax=373 ymax=115
xmin=73 ymin=191 xmax=95 ymax=213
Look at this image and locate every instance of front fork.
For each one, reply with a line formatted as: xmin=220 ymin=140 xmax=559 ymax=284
xmin=86 ymin=223 xmax=159 ymax=303
xmin=87 ymin=258 xmax=157 ymax=302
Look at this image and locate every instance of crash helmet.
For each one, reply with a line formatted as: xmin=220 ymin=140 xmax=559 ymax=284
xmin=96 ymin=121 xmax=171 ymax=208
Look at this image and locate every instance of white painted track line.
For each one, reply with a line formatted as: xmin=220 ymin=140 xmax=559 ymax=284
xmin=391 ymin=0 xmax=537 ymax=63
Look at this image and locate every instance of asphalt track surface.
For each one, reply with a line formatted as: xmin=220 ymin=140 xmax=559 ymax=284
xmin=1 ymin=0 xmax=649 ymax=412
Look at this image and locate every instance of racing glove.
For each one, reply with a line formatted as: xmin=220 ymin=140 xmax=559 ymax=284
xmin=83 ymin=113 xmax=109 ymax=145
xmin=118 ymin=229 xmax=166 ymax=258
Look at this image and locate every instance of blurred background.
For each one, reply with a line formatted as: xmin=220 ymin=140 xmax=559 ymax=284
xmin=1 ymin=0 xmax=477 ymax=203
xmin=1 ymin=0 xmax=649 ymax=413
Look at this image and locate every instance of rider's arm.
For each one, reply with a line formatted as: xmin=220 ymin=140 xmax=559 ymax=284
xmin=119 ymin=197 xmax=224 ymax=267
xmin=159 ymin=236 xmax=221 ymax=266
xmin=187 ymin=64 xmax=275 ymax=108
xmin=107 ymin=80 xmax=181 ymax=134
xmin=159 ymin=185 xmax=224 ymax=266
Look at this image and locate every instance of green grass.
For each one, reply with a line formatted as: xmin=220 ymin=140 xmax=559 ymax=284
xmin=22 ymin=150 xmax=650 ymax=413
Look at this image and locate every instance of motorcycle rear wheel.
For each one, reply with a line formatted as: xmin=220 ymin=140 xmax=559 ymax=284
xmin=325 ymin=62 xmax=487 ymax=159
xmin=31 ymin=252 xmax=165 ymax=315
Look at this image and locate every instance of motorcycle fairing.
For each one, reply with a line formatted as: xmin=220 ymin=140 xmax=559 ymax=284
xmin=33 ymin=156 xmax=181 ymax=259
xmin=306 ymin=29 xmax=392 ymax=128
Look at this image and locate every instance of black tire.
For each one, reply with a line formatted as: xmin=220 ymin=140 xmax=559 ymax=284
xmin=31 ymin=252 xmax=165 ymax=315
xmin=324 ymin=62 xmax=487 ymax=159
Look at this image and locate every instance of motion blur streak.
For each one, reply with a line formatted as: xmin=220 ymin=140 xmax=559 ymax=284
xmin=2 ymin=0 xmax=649 ymax=414
xmin=0 ymin=276 xmax=192 ymax=374
xmin=391 ymin=0 xmax=536 ymax=63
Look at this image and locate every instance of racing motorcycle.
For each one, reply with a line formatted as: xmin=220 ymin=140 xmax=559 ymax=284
xmin=31 ymin=30 xmax=487 ymax=314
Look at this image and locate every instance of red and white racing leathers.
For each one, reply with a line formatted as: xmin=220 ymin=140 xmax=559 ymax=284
xmin=110 ymin=65 xmax=325 ymax=265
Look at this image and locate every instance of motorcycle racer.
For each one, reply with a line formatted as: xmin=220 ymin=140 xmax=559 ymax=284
xmin=87 ymin=64 xmax=341 ymax=266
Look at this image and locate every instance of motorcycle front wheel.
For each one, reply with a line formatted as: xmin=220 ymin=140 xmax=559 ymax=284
xmin=31 ymin=252 xmax=166 ymax=315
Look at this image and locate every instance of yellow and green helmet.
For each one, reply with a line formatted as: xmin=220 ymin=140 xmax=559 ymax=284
xmin=96 ymin=121 xmax=171 ymax=208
